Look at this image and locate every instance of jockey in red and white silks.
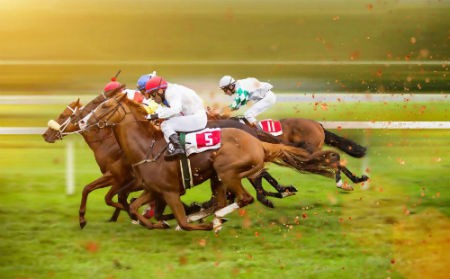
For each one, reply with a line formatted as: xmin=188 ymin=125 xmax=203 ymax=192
xmin=155 ymin=84 xmax=207 ymax=140
xmin=145 ymin=75 xmax=207 ymax=159
xmin=219 ymin=76 xmax=277 ymax=125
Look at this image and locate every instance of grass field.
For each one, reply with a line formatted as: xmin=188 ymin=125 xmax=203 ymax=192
xmin=1 ymin=101 xmax=449 ymax=279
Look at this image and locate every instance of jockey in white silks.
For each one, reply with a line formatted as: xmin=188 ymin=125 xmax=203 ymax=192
xmin=144 ymin=75 xmax=207 ymax=160
xmin=219 ymin=75 xmax=277 ymax=126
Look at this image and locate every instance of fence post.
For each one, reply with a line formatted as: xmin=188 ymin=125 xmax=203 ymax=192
xmin=66 ymin=140 xmax=75 ymax=195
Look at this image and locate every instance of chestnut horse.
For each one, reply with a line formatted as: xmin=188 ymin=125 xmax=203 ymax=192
xmin=42 ymin=88 xmax=202 ymax=227
xmin=84 ymin=93 xmax=344 ymax=231
xmin=42 ymin=90 xmax=141 ymax=228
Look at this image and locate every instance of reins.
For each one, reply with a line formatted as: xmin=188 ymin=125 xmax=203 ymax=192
xmin=88 ymin=97 xmax=168 ymax=167
xmin=131 ymin=139 xmax=167 ymax=167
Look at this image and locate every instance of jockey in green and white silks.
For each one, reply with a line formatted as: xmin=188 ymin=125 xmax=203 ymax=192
xmin=219 ymin=75 xmax=277 ymax=125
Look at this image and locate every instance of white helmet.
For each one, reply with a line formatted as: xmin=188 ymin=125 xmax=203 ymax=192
xmin=219 ymin=75 xmax=235 ymax=88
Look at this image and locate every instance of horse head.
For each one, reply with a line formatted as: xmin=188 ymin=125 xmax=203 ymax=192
xmin=42 ymin=98 xmax=82 ymax=143
xmin=84 ymin=92 xmax=135 ymax=129
xmin=71 ymin=85 xmax=126 ymax=125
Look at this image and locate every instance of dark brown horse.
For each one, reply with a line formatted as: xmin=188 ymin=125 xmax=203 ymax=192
xmin=207 ymin=111 xmax=368 ymax=191
xmin=84 ymin=93 xmax=344 ymax=231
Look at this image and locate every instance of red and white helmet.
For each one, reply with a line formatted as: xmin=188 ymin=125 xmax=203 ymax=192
xmin=145 ymin=75 xmax=168 ymax=93
xmin=103 ymin=77 xmax=122 ymax=92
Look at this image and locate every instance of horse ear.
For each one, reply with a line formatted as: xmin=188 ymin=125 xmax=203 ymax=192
xmin=75 ymin=98 xmax=80 ymax=106
xmin=117 ymin=92 xmax=128 ymax=101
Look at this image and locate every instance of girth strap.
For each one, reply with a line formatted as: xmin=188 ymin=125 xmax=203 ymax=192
xmin=179 ymin=133 xmax=193 ymax=189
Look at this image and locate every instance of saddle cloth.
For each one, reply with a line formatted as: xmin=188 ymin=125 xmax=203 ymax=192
xmin=184 ymin=128 xmax=221 ymax=156
xmin=258 ymin=119 xmax=283 ymax=136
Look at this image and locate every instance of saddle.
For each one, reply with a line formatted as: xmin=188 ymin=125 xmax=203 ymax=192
xmin=177 ymin=128 xmax=222 ymax=190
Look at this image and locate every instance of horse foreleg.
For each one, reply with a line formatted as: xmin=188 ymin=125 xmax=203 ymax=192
xmin=79 ymin=173 xmax=113 ymax=229
xmin=111 ymin=179 xmax=139 ymax=222
xmin=129 ymin=191 xmax=165 ymax=229
xmin=163 ymin=191 xmax=213 ymax=231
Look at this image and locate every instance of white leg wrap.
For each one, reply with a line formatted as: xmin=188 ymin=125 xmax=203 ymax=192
xmin=336 ymin=179 xmax=344 ymax=188
xmin=281 ymin=191 xmax=296 ymax=198
xmin=214 ymin=202 xmax=239 ymax=218
xmin=187 ymin=207 xmax=215 ymax=222
xmin=213 ymin=217 xmax=224 ymax=233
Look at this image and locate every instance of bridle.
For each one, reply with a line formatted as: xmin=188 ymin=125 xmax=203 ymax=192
xmin=84 ymin=96 xmax=130 ymax=130
xmin=47 ymin=105 xmax=83 ymax=140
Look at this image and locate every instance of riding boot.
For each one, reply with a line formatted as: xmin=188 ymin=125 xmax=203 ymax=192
xmin=165 ymin=133 xmax=184 ymax=160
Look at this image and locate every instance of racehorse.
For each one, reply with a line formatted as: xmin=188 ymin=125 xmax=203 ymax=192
xmin=41 ymin=88 xmax=295 ymax=227
xmin=42 ymin=88 xmax=204 ymax=227
xmin=84 ymin=93 xmax=347 ymax=231
xmin=42 ymin=91 xmax=141 ymax=228
xmin=207 ymin=110 xmax=368 ymax=191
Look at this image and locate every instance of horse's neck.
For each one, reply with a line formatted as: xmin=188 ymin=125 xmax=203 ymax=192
xmin=80 ymin=127 xmax=122 ymax=168
xmin=112 ymin=115 xmax=163 ymax=164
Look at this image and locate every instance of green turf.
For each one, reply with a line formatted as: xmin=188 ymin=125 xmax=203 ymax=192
xmin=1 ymin=115 xmax=449 ymax=278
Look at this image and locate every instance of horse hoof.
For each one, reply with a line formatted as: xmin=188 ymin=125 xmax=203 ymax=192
xmin=361 ymin=175 xmax=369 ymax=182
xmin=80 ymin=221 xmax=87 ymax=229
xmin=213 ymin=217 xmax=228 ymax=233
xmin=337 ymin=183 xmax=354 ymax=191
xmin=286 ymin=186 xmax=298 ymax=192
xmin=265 ymin=200 xmax=275 ymax=208
xmin=161 ymin=221 xmax=170 ymax=229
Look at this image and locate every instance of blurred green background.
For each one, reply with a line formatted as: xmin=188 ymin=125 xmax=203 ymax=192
xmin=0 ymin=0 xmax=448 ymax=94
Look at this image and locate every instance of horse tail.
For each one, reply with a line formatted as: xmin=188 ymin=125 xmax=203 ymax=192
xmin=261 ymin=142 xmax=337 ymax=178
xmin=323 ymin=128 xmax=367 ymax=158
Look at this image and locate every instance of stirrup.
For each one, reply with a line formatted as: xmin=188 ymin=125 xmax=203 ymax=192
xmin=164 ymin=144 xmax=184 ymax=160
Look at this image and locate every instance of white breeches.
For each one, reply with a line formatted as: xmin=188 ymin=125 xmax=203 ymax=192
xmin=244 ymin=91 xmax=276 ymax=124
xmin=160 ymin=110 xmax=207 ymax=142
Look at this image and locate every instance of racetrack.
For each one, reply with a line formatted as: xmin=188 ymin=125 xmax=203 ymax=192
xmin=1 ymin=0 xmax=449 ymax=278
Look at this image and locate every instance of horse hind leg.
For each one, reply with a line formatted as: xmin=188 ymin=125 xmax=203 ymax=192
xmin=335 ymin=165 xmax=369 ymax=191
xmin=261 ymin=170 xmax=298 ymax=196
xmin=248 ymin=176 xmax=275 ymax=208
xmin=340 ymin=166 xmax=369 ymax=183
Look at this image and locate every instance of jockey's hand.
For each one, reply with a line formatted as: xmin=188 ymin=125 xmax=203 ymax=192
xmin=146 ymin=113 xmax=159 ymax=120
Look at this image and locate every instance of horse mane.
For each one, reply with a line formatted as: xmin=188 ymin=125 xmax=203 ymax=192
xmin=122 ymin=95 xmax=148 ymax=116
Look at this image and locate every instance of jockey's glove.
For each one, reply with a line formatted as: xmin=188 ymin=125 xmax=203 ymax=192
xmin=146 ymin=113 xmax=159 ymax=120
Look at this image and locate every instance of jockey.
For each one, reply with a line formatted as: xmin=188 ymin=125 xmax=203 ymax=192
xmin=136 ymin=71 xmax=157 ymax=93
xmin=145 ymin=75 xmax=207 ymax=159
xmin=219 ymin=75 xmax=277 ymax=126
xmin=102 ymin=76 xmax=160 ymax=114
